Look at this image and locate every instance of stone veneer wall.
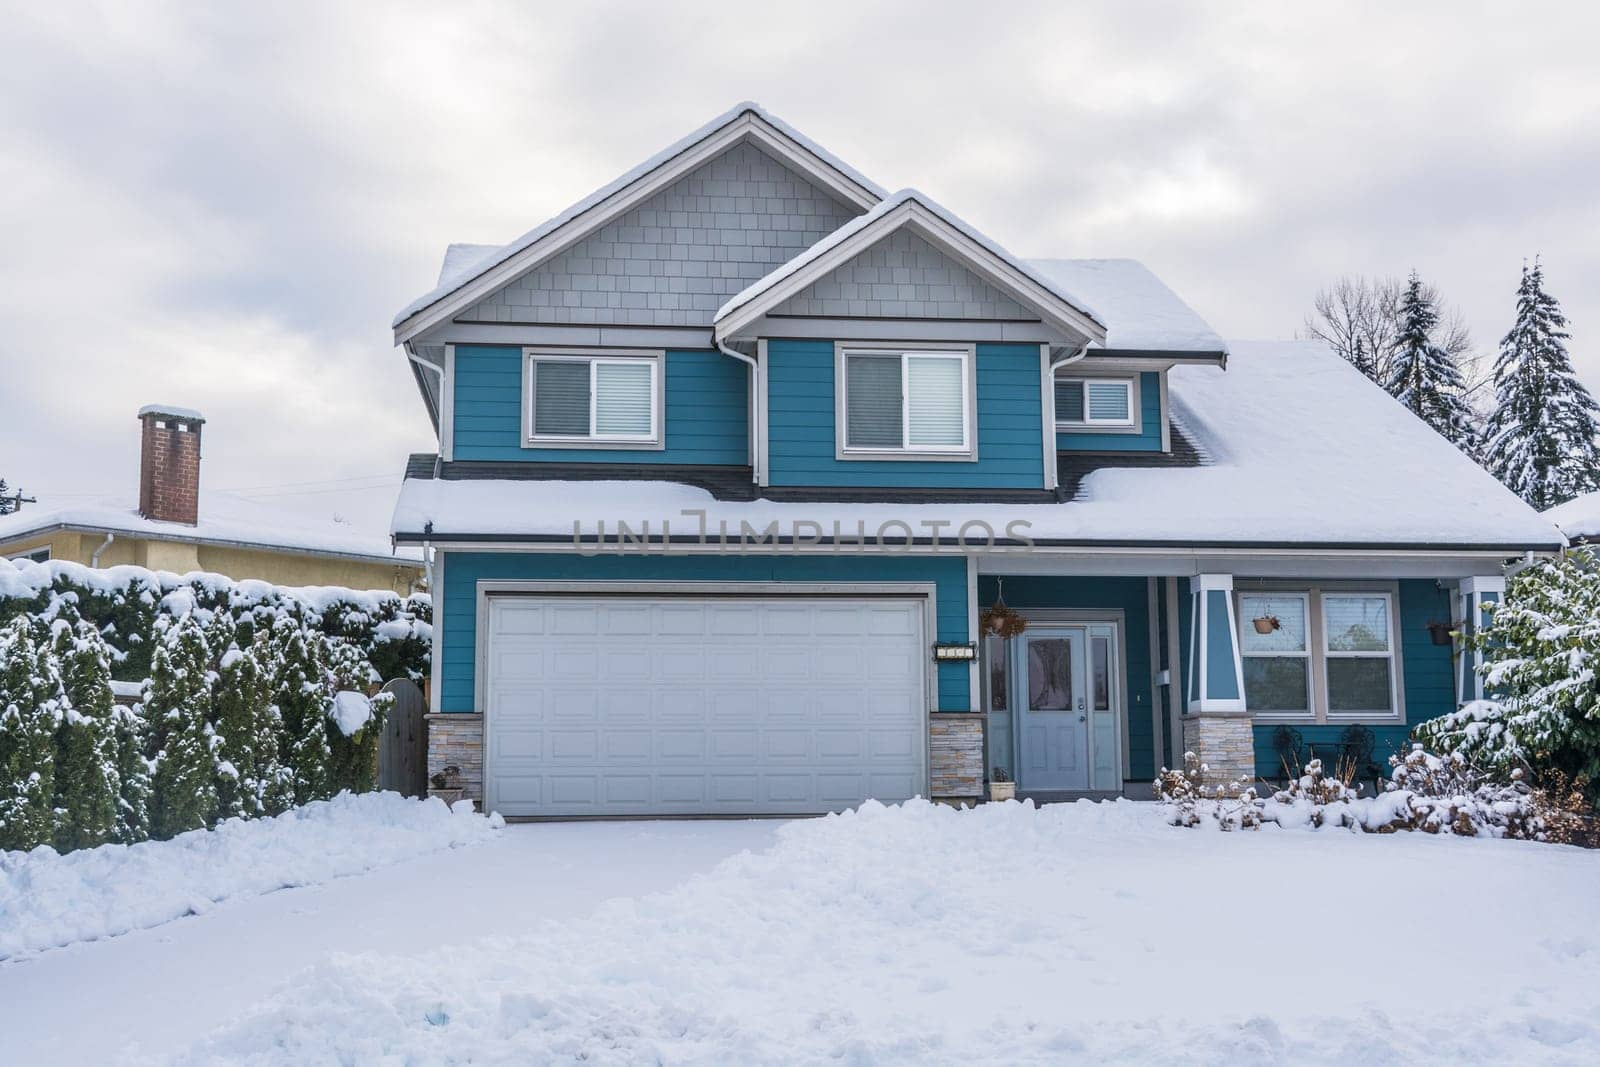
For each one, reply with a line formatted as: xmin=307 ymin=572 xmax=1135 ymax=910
xmin=929 ymin=715 xmax=984 ymax=799
xmin=426 ymin=713 xmax=483 ymax=801
xmin=1181 ymin=715 xmax=1256 ymax=788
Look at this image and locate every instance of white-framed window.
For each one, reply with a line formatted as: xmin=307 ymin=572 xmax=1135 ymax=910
xmin=1322 ymin=593 xmax=1399 ymax=720
xmin=1235 ymin=586 xmax=1403 ymax=724
xmin=523 ymin=350 xmax=662 ymax=448
xmin=838 ymin=347 xmax=973 ymax=458
xmin=1238 ymin=592 xmax=1313 ymax=718
xmin=1056 ymin=376 xmax=1136 ymax=429
xmin=9 ymin=546 xmax=50 ymax=563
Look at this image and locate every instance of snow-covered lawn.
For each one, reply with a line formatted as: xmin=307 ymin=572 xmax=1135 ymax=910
xmin=5 ymin=799 xmax=1598 ymax=1064
xmin=0 ymin=792 xmax=500 ymax=959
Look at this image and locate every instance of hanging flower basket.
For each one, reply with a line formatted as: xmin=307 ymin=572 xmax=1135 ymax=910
xmin=1425 ymin=620 xmax=1456 ymax=646
xmin=980 ymin=603 xmax=1028 ymax=639
xmin=1251 ymin=615 xmax=1281 ymax=635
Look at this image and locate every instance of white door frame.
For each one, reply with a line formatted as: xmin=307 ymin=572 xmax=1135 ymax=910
xmin=474 ymin=580 xmax=940 ymax=812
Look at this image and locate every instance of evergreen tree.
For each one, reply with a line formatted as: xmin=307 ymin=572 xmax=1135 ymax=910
xmin=51 ymin=619 xmax=121 ymax=850
xmin=110 ymin=702 xmax=152 ymax=844
xmin=1483 ymin=259 xmax=1600 ymax=510
xmin=0 ymin=478 xmax=12 ymax=516
xmin=212 ymin=642 xmax=276 ymax=820
xmin=147 ymin=615 xmax=218 ymax=838
xmin=325 ymin=639 xmax=390 ymax=794
xmin=1385 ymin=271 xmax=1479 ymax=452
xmin=0 ymin=617 xmax=65 ymax=851
xmin=268 ymin=616 xmax=332 ymax=805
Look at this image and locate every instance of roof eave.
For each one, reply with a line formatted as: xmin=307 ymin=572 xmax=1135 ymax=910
xmin=4 ymin=520 xmax=422 ymax=569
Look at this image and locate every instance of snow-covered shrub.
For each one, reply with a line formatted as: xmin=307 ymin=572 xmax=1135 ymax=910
xmin=50 ymin=617 xmax=120 ymax=850
xmin=266 ymin=617 xmax=332 ymax=807
xmin=1155 ymin=752 xmax=1260 ymax=829
xmin=324 ymin=639 xmax=391 ymax=795
xmin=212 ymin=639 xmax=277 ymax=821
xmin=147 ymin=615 xmax=219 ymax=838
xmin=0 ymin=618 xmax=65 ymax=850
xmin=1416 ymin=548 xmax=1600 ymax=806
xmin=0 ymin=556 xmax=430 ymax=687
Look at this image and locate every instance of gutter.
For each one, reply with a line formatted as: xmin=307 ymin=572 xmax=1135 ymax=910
xmin=18 ymin=521 xmax=424 ymax=570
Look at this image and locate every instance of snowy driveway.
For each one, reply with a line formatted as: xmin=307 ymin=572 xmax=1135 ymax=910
xmin=7 ymin=799 xmax=1600 ymax=1065
xmin=0 ymin=819 xmax=783 ymax=1064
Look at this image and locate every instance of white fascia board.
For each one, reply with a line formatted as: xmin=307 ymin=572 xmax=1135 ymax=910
xmin=1458 ymin=575 xmax=1507 ymax=596
xmin=440 ymin=345 xmax=456 ymax=463
xmin=394 ymin=112 xmax=882 ymax=345
xmin=715 ymin=200 xmax=1107 ymax=347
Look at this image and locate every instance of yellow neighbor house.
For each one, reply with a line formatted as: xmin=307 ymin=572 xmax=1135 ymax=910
xmin=1 ymin=405 xmax=424 ymax=595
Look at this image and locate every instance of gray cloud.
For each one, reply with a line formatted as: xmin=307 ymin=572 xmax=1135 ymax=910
xmin=2 ymin=1 xmax=1597 ymax=534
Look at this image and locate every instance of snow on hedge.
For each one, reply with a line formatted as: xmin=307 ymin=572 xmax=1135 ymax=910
xmin=0 ymin=792 xmax=501 ymax=959
xmin=176 ymin=799 xmax=1600 ymax=1064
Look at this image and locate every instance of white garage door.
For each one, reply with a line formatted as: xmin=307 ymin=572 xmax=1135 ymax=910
xmin=482 ymin=594 xmax=928 ymax=817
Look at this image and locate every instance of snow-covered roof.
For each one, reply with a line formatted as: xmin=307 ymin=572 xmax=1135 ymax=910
xmin=436 ymin=244 xmax=500 ymax=290
xmin=391 ymin=341 xmax=1562 ymax=551
xmin=393 ymin=102 xmax=888 ymax=335
xmin=713 ymin=189 xmax=1106 ymax=341
xmin=1545 ymin=491 xmax=1600 ymax=542
xmin=1026 ymin=259 xmax=1226 ymax=355
xmin=1 ymin=490 xmax=421 ymax=566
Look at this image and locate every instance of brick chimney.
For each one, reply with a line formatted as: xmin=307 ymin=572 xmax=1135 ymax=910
xmin=137 ymin=405 xmax=205 ymax=525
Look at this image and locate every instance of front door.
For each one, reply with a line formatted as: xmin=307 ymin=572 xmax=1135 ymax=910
xmin=1017 ymin=629 xmax=1090 ymax=791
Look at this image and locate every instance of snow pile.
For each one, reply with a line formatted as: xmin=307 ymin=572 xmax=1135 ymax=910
xmin=176 ymin=799 xmax=1600 ymax=1064
xmin=328 ymin=691 xmax=374 ymax=737
xmin=0 ymin=793 xmax=500 ymax=959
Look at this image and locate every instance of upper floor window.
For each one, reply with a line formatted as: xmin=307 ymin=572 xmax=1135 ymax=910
xmin=1236 ymin=586 xmax=1403 ymax=724
xmin=524 ymin=349 xmax=662 ymax=449
xmin=1056 ymin=376 xmax=1135 ymax=429
xmin=838 ymin=347 xmax=973 ymax=459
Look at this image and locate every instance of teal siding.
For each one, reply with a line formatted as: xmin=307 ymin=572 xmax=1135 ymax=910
xmin=976 ymin=576 xmax=1158 ymax=780
xmin=439 ymin=552 xmax=972 ymax=714
xmin=1056 ymin=371 xmax=1163 ymax=452
xmin=452 ymin=345 xmax=748 ymax=464
xmin=1251 ymin=579 xmax=1456 ymax=778
xmin=766 ymin=340 xmax=1045 ymax=488
xmin=1203 ymin=588 xmax=1241 ymax=700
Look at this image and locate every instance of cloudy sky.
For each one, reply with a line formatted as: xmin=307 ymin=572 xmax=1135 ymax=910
xmin=4 ymin=2 xmax=1597 ymax=536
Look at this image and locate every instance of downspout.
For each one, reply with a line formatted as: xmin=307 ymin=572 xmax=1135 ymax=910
xmin=405 ymin=344 xmax=445 ymax=435
xmin=714 ymin=335 xmax=760 ymax=484
xmin=90 ymin=532 xmax=115 ymax=568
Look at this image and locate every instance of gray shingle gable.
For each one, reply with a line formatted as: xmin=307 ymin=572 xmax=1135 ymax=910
xmin=457 ymin=141 xmax=861 ymax=328
xmin=763 ymin=227 xmax=1036 ymax=322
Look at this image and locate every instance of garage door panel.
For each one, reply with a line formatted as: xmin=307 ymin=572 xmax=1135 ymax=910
xmin=485 ymin=595 xmax=927 ymax=817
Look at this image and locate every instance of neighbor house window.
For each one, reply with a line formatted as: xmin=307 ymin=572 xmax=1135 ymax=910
xmin=525 ymin=351 xmax=660 ymax=446
xmin=9 ymin=546 xmax=50 ymax=563
xmin=840 ymin=348 xmax=972 ymax=455
xmin=1235 ymin=586 xmax=1402 ymax=723
xmin=1056 ymin=376 xmax=1135 ymax=429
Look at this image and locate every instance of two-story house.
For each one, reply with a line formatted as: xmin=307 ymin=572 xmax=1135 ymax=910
xmin=390 ymin=103 xmax=1564 ymax=817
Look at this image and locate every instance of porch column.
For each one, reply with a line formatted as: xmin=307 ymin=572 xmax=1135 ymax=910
xmin=1181 ymin=574 xmax=1254 ymax=786
xmin=1455 ymin=575 xmax=1505 ymax=705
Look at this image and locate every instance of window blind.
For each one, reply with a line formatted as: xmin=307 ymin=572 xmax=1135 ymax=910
xmin=1055 ymin=380 xmax=1085 ymax=422
xmin=533 ymin=361 xmax=591 ymax=436
xmin=846 ymin=355 xmax=904 ymax=448
xmin=906 ymin=355 xmax=964 ymax=447
xmin=594 ymin=361 xmax=653 ymax=437
xmin=1086 ymin=381 xmax=1131 ymax=422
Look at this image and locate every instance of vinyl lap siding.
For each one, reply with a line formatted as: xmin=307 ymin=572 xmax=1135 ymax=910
xmin=438 ymin=552 xmax=972 ymax=714
xmin=766 ymin=339 xmax=1045 ymax=488
xmin=1056 ymin=370 xmax=1163 ymax=452
xmin=451 ymin=345 xmax=748 ymax=463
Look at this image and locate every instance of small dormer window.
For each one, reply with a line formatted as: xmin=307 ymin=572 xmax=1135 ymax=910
xmin=523 ymin=349 xmax=662 ymax=448
xmin=837 ymin=345 xmax=974 ymax=459
xmin=1056 ymin=376 xmax=1136 ymax=429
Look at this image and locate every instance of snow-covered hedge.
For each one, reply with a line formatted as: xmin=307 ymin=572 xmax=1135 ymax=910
xmin=0 ymin=791 xmax=502 ymax=959
xmin=0 ymin=571 xmax=422 ymax=854
xmin=0 ymin=557 xmax=430 ymax=685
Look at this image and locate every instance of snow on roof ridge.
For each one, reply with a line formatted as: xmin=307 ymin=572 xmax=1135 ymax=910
xmin=137 ymin=403 xmax=205 ymax=422
xmin=713 ymin=188 xmax=1105 ymax=333
xmin=1025 ymin=258 xmax=1227 ymax=355
xmin=393 ymin=102 xmax=889 ymax=331
xmin=437 ymin=243 xmax=502 ymax=289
